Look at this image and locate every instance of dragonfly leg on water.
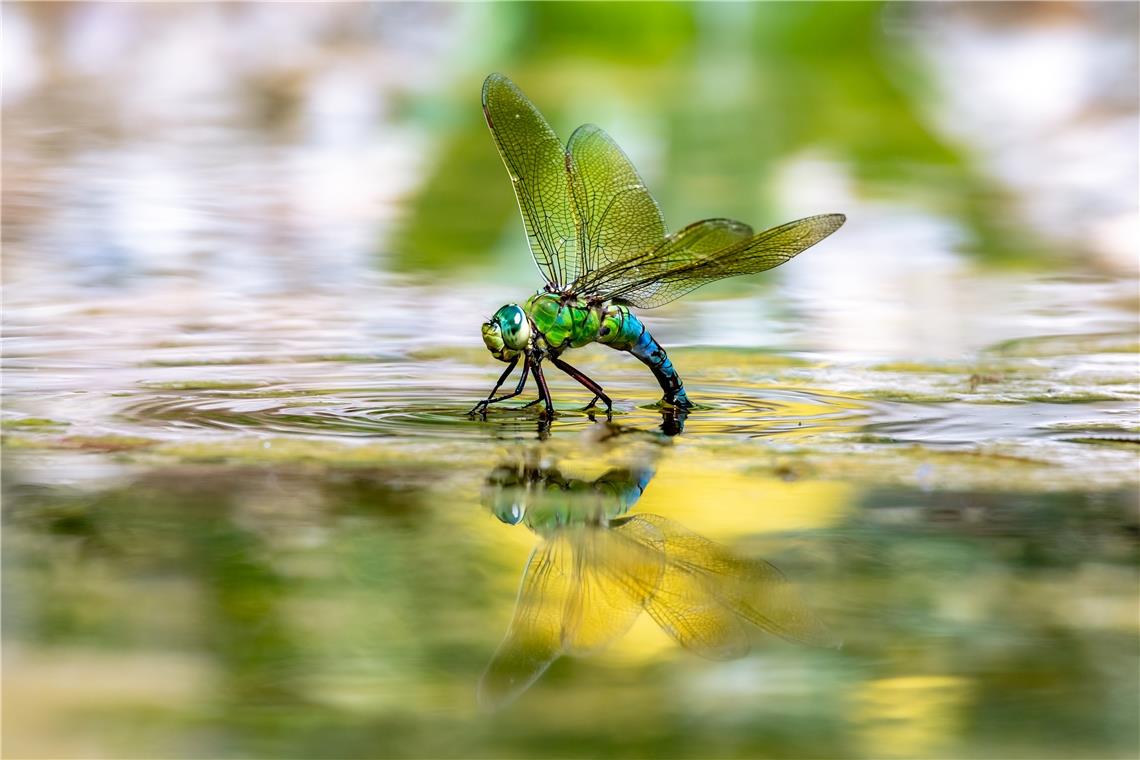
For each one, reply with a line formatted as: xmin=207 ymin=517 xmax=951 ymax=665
xmin=550 ymin=356 xmax=612 ymax=413
xmin=469 ymin=356 xmax=517 ymax=415
xmin=469 ymin=356 xmax=531 ymax=416
xmin=531 ymin=359 xmax=556 ymax=419
xmin=489 ymin=358 xmax=531 ymax=406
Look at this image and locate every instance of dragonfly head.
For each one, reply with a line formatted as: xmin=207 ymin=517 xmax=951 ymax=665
xmin=482 ymin=303 xmax=531 ymax=361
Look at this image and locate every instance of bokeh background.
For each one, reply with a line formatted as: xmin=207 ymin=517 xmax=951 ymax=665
xmin=3 ymin=3 xmax=1138 ymax=759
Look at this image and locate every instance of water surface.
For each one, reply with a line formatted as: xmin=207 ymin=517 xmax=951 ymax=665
xmin=3 ymin=4 xmax=1139 ymax=759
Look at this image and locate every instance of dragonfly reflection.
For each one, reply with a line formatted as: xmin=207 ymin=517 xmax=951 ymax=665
xmin=479 ymin=435 xmax=837 ymax=708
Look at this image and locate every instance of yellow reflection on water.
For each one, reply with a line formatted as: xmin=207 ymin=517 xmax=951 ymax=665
xmin=849 ymin=675 xmax=973 ymax=759
xmin=638 ymin=457 xmax=854 ymax=539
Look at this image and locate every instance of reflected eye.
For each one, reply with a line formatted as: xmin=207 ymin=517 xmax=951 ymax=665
xmin=490 ymin=499 xmax=525 ymax=525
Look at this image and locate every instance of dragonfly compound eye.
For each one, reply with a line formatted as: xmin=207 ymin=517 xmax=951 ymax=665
xmin=493 ymin=304 xmax=531 ymax=350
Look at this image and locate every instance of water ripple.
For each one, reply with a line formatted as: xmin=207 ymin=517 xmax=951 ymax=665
xmin=116 ymin=383 xmax=872 ymax=441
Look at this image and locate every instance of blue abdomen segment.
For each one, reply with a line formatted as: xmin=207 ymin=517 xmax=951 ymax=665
xmin=598 ymin=305 xmax=692 ymax=408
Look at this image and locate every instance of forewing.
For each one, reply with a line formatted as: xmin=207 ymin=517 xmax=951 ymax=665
xmin=478 ymin=536 xmax=572 ymax=709
xmin=482 ymin=73 xmax=577 ymax=287
xmin=591 ymin=213 xmax=845 ymax=308
xmin=566 ymin=124 xmax=665 ymax=282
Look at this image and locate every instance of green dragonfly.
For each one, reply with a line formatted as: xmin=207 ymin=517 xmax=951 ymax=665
xmin=471 ymin=73 xmax=845 ymax=419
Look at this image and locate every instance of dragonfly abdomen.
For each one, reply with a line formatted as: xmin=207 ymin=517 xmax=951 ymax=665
xmin=598 ymin=305 xmax=691 ymax=408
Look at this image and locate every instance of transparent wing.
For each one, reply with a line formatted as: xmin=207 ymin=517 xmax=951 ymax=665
xmin=560 ymin=524 xmax=665 ymax=655
xmin=478 ymin=537 xmax=571 ymax=709
xmin=566 ymin=124 xmax=665 ymax=281
xmin=580 ymin=213 xmax=846 ymax=308
xmin=631 ymin=514 xmax=839 ymax=648
xmin=571 ymin=217 xmax=750 ymax=297
xmin=614 ymin=515 xmax=751 ymax=659
xmin=482 ymin=73 xmax=577 ymax=287
xmin=478 ymin=524 xmax=667 ymax=708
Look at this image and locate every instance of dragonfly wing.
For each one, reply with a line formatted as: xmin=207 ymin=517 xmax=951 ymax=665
xmin=560 ymin=525 xmax=665 ymax=655
xmin=478 ymin=536 xmax=572 ymax=709
xmin=634 ymin=514 xmax=839 ymax=648
xmin=572 ymin=217 xmax=750 ymax=300
xmin=591 ymin=213 xmax=845 ymax=309
xmin=614 ymin=515 xmax=750 ymax=659
xmin=566 ymin=124 xmax=665 ymax=282
xmin=482 ymin=73 xmax=578 ymax=287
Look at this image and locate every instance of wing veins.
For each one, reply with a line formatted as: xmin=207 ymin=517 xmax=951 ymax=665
xmin=590 ymin=213 xmax=845 ymax=308
xmin=482 ymin=74 xmax=578 ymax=288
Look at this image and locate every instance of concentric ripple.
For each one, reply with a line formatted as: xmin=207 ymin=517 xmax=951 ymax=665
xmin=117 ymin=382 xmax=874 ymax=441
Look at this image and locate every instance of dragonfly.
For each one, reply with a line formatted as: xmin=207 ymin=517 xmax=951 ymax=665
xmin=478 ymin=439 xmax=838 ymax=708
xmin=471 ymin=73 xmax=845 ymax=419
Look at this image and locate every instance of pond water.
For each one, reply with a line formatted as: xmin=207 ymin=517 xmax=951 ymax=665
xmin=3 ymin=4 xmax=1139 ymax=759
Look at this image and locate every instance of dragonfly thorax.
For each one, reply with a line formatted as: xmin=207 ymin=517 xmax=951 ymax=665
xmin=524 ymin=292 xmax=603 ymax=353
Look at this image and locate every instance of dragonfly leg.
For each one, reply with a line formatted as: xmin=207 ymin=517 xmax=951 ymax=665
xmin=469 ymin=356 xmax=528 ymax=416
xmin=530 ymin=359 xmax=556 ymax=419
xmin=488 ymin=357 xmax=531 ymax=406
xmin=549 ymin=356 xmax=612 ymax=412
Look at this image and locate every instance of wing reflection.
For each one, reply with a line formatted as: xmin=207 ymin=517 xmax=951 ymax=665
xmin=479 ymin=427 xmax=837 ymax=708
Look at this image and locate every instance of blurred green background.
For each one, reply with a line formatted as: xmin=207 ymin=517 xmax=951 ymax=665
xmin=395 ymin=2 xmax=1055 ymax=273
